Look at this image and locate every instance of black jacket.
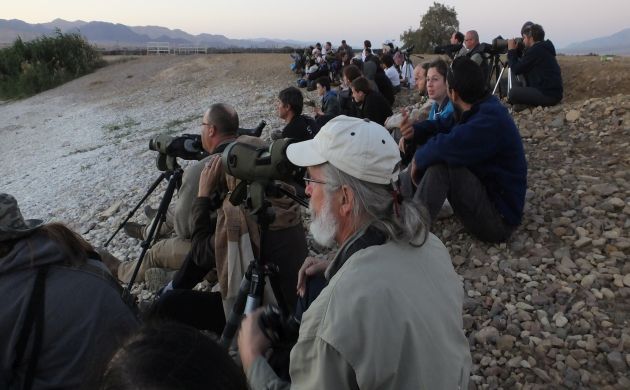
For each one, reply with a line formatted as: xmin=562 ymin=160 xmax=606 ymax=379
xmin=359 ymin=91 xmax=393 ymax=126
xmin=507 ymin=40 xmax=563 ymax=100
xmin=282 ymin=114 xmax=317 ymax=140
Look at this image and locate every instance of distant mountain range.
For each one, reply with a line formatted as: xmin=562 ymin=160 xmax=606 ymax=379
xmin=560 ymin=28 xmax=630 ymax=55
xmin=0 ymin=18 xmax=307 ymax=49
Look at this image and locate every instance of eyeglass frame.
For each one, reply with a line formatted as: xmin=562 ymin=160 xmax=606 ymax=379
xmin=303 ymin=172 xmax=327 ymax=186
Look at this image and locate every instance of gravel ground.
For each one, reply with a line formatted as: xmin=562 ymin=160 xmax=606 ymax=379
xmin=1 ymin=53 xmax=629 ymax=389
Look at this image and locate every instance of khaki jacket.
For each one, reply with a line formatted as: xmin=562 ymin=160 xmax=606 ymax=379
xmin=248 ymin=232 xmax=471 ymax=389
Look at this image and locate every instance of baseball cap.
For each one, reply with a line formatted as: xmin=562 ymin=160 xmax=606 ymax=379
xmin=286 ymin=115 xmax=400 ymax=185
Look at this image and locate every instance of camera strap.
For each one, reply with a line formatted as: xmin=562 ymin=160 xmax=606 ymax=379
xmin=10 ymin=266 xmax=48 ymax=390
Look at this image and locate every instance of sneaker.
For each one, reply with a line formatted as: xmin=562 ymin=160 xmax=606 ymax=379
xmin=144 ymin=206 xmax=158 ymax=220
xmin=144 ymin=268 xmax=177 ymax=292
xmin=123 ymin=222 xmax=146 ymax=240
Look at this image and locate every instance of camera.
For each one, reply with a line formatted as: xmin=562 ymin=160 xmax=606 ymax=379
xmin=221 ymin=137 xmax=305 ymax=215
xmin=221 ymin=137 xmax=301 ymax=186
xmin=258 ymin=304 xmax=300 ymax=347
xmin=149 ymin=134 xmax=208 ymax=161
xmin=400 ymin=44 xmax=414 ymax=55
xmin=148 ymin=121 xmax=268 ymax=171
xmin=491 ymin=36 xmax=524 ymax=55
xmin=434 ymin=43 xmax=462 ymax=58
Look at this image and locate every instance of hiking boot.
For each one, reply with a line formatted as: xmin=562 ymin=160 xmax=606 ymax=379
xmin=124 ymin=222 xmax=146 ymax=240
xmin=144 ymin=205 xmax=158 ymax=220
xmin=95 ymin=247 xmax=121 ymax=279
xmin=144 ymin=268 xmax=177 ymax=292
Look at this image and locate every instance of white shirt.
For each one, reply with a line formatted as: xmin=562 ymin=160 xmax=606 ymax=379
xmin=385 ymin=65 xmax=401 ymax=87
xmin=400 ymin=61 xmax=415 ymax=86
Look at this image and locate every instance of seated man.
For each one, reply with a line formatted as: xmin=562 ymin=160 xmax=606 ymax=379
xmin=275 ymin=87 xmax=317 ymax=141
xmin=507 ymin=23 xmax=563 ymax=108
xmin=238 ymin=115 xmax=472 ymax=389
xmin=106 ymin=104 xmax=240 ymax=288
xmin=400 ymin=57 xmax=527 ymax=243
xmin=351 ymin=76 xmax=393 ymax=126
xmin=313 ymin=76 xmax=340 ymax=118
xmin=381 ymin=54 xmax=401 ymax=93
xmin=384 ymin=62 xmax=432 ymax=138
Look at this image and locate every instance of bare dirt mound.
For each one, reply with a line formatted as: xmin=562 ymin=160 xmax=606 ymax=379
xmin=559 ymin=56 xmax=630 ymax=103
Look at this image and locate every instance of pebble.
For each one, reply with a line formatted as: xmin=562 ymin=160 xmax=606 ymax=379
xmin=580 ymin=273 xmax=597 ymax=288
xmin=555 ymin=313 xmax=569 ymax=328
xmin=566 ymin=110 xmax=580 ymax=122
xmin=606 ymin=351 xmax=627 ymax=372
xmin=574 ymin=236 xmax=592 ymax=248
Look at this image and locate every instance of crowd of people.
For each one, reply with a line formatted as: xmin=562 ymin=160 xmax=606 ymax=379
xmin=1 ymin=22 xmax=564 ymax=389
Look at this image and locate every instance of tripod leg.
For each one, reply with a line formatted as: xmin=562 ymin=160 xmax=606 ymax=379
xmin=105 ymin=172 xmax=166 ymax=247
xmin=493 ymin=66 xmax=507 ymax=96
xmin=123 ymin=169 xmax=182 ymax=298
xmin=219 ymin=272 xmax=253 ymax=348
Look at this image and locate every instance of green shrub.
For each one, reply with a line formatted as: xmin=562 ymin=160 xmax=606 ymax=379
xmin=0 ymin=29 xmax=105 ymax=99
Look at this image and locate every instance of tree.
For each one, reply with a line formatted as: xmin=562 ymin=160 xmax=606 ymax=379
xmin=400 ymin=2 xmax=459 ymax=53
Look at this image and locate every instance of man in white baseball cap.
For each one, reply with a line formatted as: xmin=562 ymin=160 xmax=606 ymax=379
xmin=238 ymin=116 xmax=471 ymax=390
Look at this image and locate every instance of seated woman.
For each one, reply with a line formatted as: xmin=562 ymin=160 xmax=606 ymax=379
xmin=0 ymin=193 xmax=138 ymax=389
xmin=400 ymin=60 xmax=455 ymax=165
xmin=426 ymin=59 xmax=454 ymax=121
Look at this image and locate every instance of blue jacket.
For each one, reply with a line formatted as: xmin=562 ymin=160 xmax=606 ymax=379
xmin=413 ymin=96 xmax=527 ymax=226
xmin=428 ymin=98 xmax=455 ymax=121
xmin=507 ymin=40 xmax=563 ymax=100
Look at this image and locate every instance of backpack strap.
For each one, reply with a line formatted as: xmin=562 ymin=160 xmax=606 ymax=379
xmin=11 ymin=266 xmax=48 ymax=390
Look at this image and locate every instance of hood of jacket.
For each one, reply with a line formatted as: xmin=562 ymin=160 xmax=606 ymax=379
xmin=537 ymin=39 xmax=557 ymax=56
xmin=0 ymin=232 xmax=68 ymax=276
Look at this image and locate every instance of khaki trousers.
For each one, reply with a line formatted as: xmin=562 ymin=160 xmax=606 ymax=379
xmin=117 ymin=237 xmax=191 ymax=283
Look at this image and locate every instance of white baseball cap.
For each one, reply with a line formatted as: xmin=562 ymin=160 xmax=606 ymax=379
xmin=286 ymin=116 xmax=400 ymax=185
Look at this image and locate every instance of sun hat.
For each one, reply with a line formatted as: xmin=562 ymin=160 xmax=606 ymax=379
xmin=0 ymin=193 xmax=44 ymax=241
xmin=286 ymin=115 xmax=400 ymax=185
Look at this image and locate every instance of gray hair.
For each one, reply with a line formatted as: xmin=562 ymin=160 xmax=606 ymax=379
xmin=321 ymin=163 xmax=428 ymax=246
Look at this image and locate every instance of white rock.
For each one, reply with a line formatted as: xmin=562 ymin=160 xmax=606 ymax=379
xmin=566 ymin=110 xmax=581 ymax=122
xmin=581 ymin=274 xmax=597 ymax=288
xmin=555 ymin=313 xmax=569 ymax=327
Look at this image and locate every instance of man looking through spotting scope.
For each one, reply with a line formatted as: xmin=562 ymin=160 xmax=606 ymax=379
xmin=507 ymin=23 xmax=563 ymax=109
xmin=103 ymin=104 xmax=242 ymax=286
xmin=154 ymin=104 xmax=308 ymax=331
xmin=238 ymin=116 xmax=472 ymax=389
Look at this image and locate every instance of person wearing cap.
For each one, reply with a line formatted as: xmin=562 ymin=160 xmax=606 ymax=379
xmin=0 ymin=193 xmax=138 ymax=389
xmin=238 ymin=116 xmax=471 ymax=389
xmin=400 ymin=57 xmax=527 ymax=243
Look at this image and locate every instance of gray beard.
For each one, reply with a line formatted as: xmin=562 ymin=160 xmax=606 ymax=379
xmin=309 ymin=201 xmax=337 ymax=248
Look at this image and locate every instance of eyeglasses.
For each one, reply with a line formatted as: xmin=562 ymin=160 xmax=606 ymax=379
xmin=201 ymin=122 xmax=211 ymax=127
xmin=303 ymin=173 xmax=326 ymax=186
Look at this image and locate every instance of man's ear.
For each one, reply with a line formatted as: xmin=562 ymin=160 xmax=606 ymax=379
xmin=448 ymin=88 xmax=459 ymax=105
xmin=207 ymin=124 xmax=216 ymax=138
xmin=338 ymin=185 xmax=354 ymax=218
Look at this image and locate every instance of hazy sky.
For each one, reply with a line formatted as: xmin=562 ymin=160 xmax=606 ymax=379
xmin=4 ymin=0 xmax=629 ymax=48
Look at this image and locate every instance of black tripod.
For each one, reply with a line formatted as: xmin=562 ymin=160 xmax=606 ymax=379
xmin=104 ymin=167 xmax=183 ymax=305
xmin=218 ymin=182 xmax=308 ymax=348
